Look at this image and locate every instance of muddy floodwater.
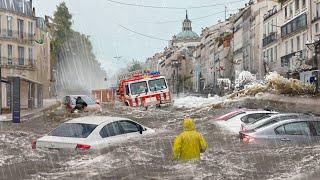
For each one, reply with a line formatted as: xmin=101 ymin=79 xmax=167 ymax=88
xmin=1 ymin=103 xmax=320 ymax=180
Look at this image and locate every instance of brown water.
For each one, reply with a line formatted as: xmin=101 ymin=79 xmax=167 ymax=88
xmin=1 ymin=104 xmax=320 ymax=180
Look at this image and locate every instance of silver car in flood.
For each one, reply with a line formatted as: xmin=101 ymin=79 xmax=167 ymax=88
xmin=240 ymin=113 xmax=312 ymax=132
xmin=240 ymin=118 xmax=320 ymax=144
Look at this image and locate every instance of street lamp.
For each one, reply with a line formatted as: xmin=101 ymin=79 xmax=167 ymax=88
xmin=171 ymin=59 xmax=181 ymax=96
xmin=306 ymin=37 xmax=320 ymax=94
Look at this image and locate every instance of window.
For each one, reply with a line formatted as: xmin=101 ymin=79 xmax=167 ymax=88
xmin=285 ymin=41 xmax=289 ymax=54
xmin=149 ymin=78 xmax=167 ymax=91
xmin=17 ymin=19 xmax=24 ymax=39
xmin=281 ymin=13 xmax=307 ymax=37
xmin=18 ymin=46 xmax=24 ymax=65
xmin=28 ymin=48 xmax=33 ymax=65
xmin=295 ymin=0 xmax=299 ymax=11
xmin=7 ymin=45 xmax=12 ymax=65
xmin=99 ymin=122 xmax=122 ymax=138
xmin=297 ymin=36 xmax=301 ymax=51
xmin=317 ymin=3 xmax=320 ymax=18
xmin=0 ymin=15 xmax=1 ymax=35
xmin=289 ymin=3 xmax=293 ymax=17
xmin=7 ymin=16 xmax=13 ymax=37
xmin=28 ymin=21 xmax=33 ymax=38
xmin=275 ymin=125 xmax=286 ymax=135
xmin=274 ymin=46 xmax=278 ymax=61
xmin=130 ymin=81 xmax=148 ymax=95
xmin=312 ymin=121 xmax=320 ymax=135
xmin=0 ymin=44 xmax=1 ymax=64
xmin=291 ymin=39 xmax=294 ymax=53
xmin=119 ymin=121 xmax=140 ymax=133
xmin=316 ymin=23 xmax=319 ymax=34
xmin=285 ymin=6 xmax=288 ymax=19
xmin=256 ymin=120 xmax=278 ymax=130
xmin=302 ymin=0 xmax=306 ymax=8
xmin=240 ymin=113 xmax=271 ymax=124
xmin=303 ymin=33 xmax=308 ymax=48
xmin=270 ymin=48 xmax=274 ymax=62
xmin=275 ymin=122 xmax=311 ymax=135
xmin=49 ymin=123 xmax=98 ymax=138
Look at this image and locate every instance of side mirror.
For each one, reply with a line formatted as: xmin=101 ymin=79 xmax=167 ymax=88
xmin=138 ymin=125 xmax=143 ymax=134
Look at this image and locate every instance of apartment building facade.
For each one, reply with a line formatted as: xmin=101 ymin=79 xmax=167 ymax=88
xmin=0 ymin=0 xmax=50 ymax=112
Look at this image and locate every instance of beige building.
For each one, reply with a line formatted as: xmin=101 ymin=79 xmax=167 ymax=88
xmin=278 ymin=0 xmax=312 ymax=78
xmin=152 ymin=11 xmax=200 ymax=93
xmin=0 ymin=0 xmax=50 ymax=111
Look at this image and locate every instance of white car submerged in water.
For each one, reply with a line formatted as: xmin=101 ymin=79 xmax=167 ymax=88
xmin=32 ymin=116 xmax=155 ymax=150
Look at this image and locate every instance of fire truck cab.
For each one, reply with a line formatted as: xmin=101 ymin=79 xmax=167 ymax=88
xmin=117 ymin=71 xmax=172 ymax=107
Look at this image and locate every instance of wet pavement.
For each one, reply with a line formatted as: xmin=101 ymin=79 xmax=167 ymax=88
xmin=1 ymin=103 xmax=320 ymax=180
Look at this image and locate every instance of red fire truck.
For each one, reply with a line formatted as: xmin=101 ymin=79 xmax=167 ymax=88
xmin=117 ymin=70 xmax=172 ymax=107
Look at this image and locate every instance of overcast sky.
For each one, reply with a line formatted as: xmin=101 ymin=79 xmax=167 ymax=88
xmin=33 ymin=0 xmax=248 ymax=75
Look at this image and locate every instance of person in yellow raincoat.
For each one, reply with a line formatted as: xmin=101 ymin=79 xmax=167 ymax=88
xmin=173 ymin=118 xmax=208 ymax=161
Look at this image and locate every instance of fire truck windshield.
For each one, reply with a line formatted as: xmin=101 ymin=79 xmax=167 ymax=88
xmin=148 ymin=78 xmax=167 ymax=92
xmin=130 ymin=81 xmax=148 ymax=95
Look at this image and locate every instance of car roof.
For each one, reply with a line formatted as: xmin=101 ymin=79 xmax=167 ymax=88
xmin=67 ymin=95 xmax=89 ymax=97
xmin=244 ymin=110 xmax=277 ymax=114
xmin=257 ymin=117 xmax=320 ymax=130
xmin=65 ymin=116 xmax=132 ymax=125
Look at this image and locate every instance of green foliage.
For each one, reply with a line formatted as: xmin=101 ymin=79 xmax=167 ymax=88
xmin=50 ymin=2 xmax=73 ymax=62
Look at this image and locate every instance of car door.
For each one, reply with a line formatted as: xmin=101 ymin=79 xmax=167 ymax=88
xmin=118 ymin=120 xmax=143 ymax=139
xmin=97 ymin=122 xmax=127 ymax=149
xmin=273 ymin=122 xmax=312 ymax=144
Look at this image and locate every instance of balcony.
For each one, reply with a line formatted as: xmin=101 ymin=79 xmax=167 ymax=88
xmin=0 ymin=57 xmax=36 ymax=71
xmin=0 ymin=29 xmax=35 ymax=44
xmin=263 ymin=32 xmax=278 ymax=47
xmin=281 ymin=13 xmax=307 ymax=38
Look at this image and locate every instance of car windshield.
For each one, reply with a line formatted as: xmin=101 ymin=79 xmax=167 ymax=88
xmin=148 ymin=78 xmax=167 ymax=92
xmin=49 ymin=123 xmax=98 ymax=138
xmin=71 ymin=96 xmax=96 ymax=105
xmin=130 ymin=81 xmax=148 ymax=95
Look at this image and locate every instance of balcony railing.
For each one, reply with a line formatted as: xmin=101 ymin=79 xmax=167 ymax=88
xmin=0 ymin=57 xmax=36 ymax=70
xmin=0 ymin=29 xmax=35 ymax=43
xmin=263 ymin=32 xmax=277 ymax=47
xmin=281 ymin=13 xmax=307 ymax=38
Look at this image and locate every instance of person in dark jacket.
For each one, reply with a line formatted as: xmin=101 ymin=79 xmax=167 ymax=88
xmin=74 ymin=96 xmax=88 ymax=112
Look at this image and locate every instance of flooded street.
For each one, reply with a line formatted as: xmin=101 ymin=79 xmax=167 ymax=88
xmin=0 ymin=104 xmax=320 ymax=180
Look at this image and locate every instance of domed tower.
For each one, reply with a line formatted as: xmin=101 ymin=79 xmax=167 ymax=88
xmin=176 ymin=10 xmax=199 ymax=41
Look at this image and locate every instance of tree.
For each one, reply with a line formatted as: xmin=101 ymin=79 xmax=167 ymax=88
xmin=128 ymin=60 xmax=143 ymax=72
xmin=51 ymin=2 xmax=73 ymax=61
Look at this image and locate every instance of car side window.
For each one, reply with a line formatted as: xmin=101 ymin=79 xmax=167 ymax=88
xmin=119 ymin=120 xmax=140 ymax=134
xmin=256 ymin=120 xmax=278 ymax=130
xmin=312 ymin=121 xmax=320 ymax=136
xmin=275 ymin=122 xmax=310 ymax=136
xmin=275 ymin=125 xmax=286 ymax=135
xmin=242 ymin=113 xmax=270 ymax=124
xmin=99 ymin=122 xmax=122 ymax=138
